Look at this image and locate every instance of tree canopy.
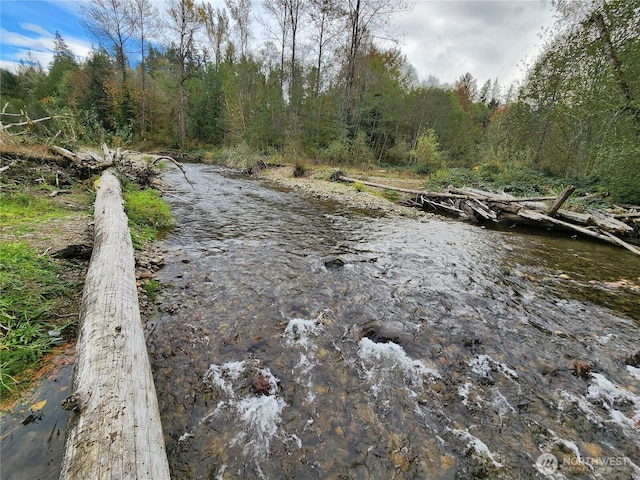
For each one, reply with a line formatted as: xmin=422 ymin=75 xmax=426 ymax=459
xmin=1 ymin=0 xmax=638 ymax=202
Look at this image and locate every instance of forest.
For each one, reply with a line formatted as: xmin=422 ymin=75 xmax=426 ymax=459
xmin=1 ymin=0 xmax=639 ymax=203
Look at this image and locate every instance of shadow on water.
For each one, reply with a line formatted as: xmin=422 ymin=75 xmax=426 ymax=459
xmin=148 ymin=164 xmax=640 ymax=479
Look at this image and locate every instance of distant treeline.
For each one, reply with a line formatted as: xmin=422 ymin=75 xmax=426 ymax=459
xmin=1 ymin=0 xmax=638 ymax=202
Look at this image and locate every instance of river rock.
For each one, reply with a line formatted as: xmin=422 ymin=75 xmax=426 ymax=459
xmin=324 ymin=258 xmax=346 ymax=269
xmin=572 ymin=360 xmax=591 ymax=378
xmin=251 ymin=374 xmax=273 ymax=395
xmin=625 ymin=351 xmax=640 ymax=367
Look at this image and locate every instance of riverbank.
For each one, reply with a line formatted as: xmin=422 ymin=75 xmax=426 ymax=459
xmin=0 ymin=142 xmax=171 ymax=402
xmin=254 ymin=163 xmax=639 ymax=252
xmin=259 ymin=164 xmax=431 ymax=218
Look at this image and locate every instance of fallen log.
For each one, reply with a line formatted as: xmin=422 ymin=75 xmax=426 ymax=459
xmin=470 ymin=198 xmax=498 ymax=221
xmin=516 ymin=208 xmax=640 ymax=256
xmin=49 ymin=144 xmax=194 ymax=190
xmin=50 ymin=145 xmax=112 ymax=169
xmin=336 ymin=174 xmax=638 ymax=253
xmin=547 ymin=185 xmax=576 ymax=216
xmin=60 ymin=170 xmax=170 ymax=480
xmin=600 ymin=231 xmax=640 ymax=256
xmin=613 ymin=212 xmax=640 ymax=219
xmin=447 ymin=186 xmax=557 ymax=203
xmin=448 ymin=186 xmax=508 ymax=199
xmin=460 ymin=200 xmax=479 ymax=222
xmin=0 ymin=161 xmax=16 ymax=174
xmin=556 ymin=209 xmax=591 ymax=225
xmin=340 ymin=176 xmax=465 ymax=198
xmin=419 ymin=195 xmax=467 ymax=216
xmin=0 ymin=115 xmax=53 ymax=131
xmin=587 ymin=209 xmax=634 ymax=234
xmin=339 ymin=176 xmax=558 ymax=203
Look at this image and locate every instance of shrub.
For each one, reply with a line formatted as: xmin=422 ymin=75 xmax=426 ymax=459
xmin=411 ymin=129 xmax=444 ymax=174
xmin=597 ymin=140 xmax=640 ymax=204
xmin=293 ymin=159 xmax=306 ymax=178
xmin=219 ymin=143 xmax=267 ymax=173
xmin=320 ymin=139 xmax=350 ymax=165
xmin=351 ymin=131 xmax=374 ymax=166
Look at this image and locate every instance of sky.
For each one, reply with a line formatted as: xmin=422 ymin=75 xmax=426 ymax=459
xmin=0 ymin=0 xmax=556 ymax=88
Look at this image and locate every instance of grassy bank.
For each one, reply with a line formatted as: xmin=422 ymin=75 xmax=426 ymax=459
xmin=0 ymin=187 xmax=89 ymax=397
xmin=0 ymin=242 xmax=75 ymax=394
xmin=122 ymin=181 xmax=175 ymax=249
xmin=1 ymin=154 xmax=174 ymax=399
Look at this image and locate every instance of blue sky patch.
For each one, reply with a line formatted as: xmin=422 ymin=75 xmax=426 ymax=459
xmin=1 ymin=0 xmax=91 ymax=70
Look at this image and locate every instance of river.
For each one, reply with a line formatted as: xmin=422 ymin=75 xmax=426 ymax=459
xmin=1 ymin=162 xmax=638 ymax=479
xmin=148 ymin=164 xmax=639 ymax=479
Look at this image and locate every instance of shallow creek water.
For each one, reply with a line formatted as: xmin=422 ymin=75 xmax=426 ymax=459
xmin=1 ymin=163 xmax=639 ymax=480
xmin=147 ymin=164 xmax=640 ymax=479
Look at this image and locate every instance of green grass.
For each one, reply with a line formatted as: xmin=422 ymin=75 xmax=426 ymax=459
xmin=123 ymin=186 xmax=175 ymax=249
xmin=381 ymin=189 xmax=400 ymax=202
xmin=142 ymin=279 xmax=160 ymax=302
xmin=0 ymin=192 xmax=72 ymax=230
xmin=353 ymin=181 xmax=366 ymax=192
xmin=0 ymin=243 xmax=70 ymax=395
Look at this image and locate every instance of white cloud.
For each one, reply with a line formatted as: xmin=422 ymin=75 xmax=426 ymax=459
xmin=1 ymin=22 xmax=92 ymax=72
xmin=0 ymin=59 xmax=24 ymax=72
xmin=21 ymin=22 xmax=54 ymax=38
xmin=393 ymin=0 xmax=555 ymax=86
xmin=1 ymin=47 xmax=53 ymax=71
xmin=0 ymin=27 xmax=52 ymax=52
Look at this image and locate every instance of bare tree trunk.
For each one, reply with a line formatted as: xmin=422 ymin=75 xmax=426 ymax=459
xmin=590 ymin=12 xmax=639 ymax=135
xmin=140 ymin=32 xmax=147 ymax=139
xmin=179 ymin=79 xmax=187 ymax=147
xmin=315 ymin=18 xmax=324 ymax=96
xmin=344 ymin=0 xmax=361 ymax=129
xmin=60 ymin=170 xmax=170 ymax=480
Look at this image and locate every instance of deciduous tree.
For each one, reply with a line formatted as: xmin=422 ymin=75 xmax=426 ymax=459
xmin=167 ymin=0 xmax=203 ymax=147
xmin=130 ymin=0 xmax=160 ymax=138
xmin=225 ymin=0 xmax=251 ymax=60
xmin=80 ymin=0 xmax=134 ymax=86
xmin=341 ymin=0 xmax=409 ymax=131
xmin=200 ymin=4 xmax=230 ymax=66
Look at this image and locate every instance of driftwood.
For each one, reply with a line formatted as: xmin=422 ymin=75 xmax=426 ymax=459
xmin=0 ymin=161 xmax=16 ymax=174
xmin=60 ymin=170 xmax=170 ymax=479
xmin=587 ymin=209 xmax=633 ymax=234
xmin=0 ymin=102 xmax=68 ymax=132
xmin=50 ymin=145 xmax=108 ymax=169
xmin=336 ymin=175 xmax=639 ymax=255
xmin=548 ymin=185 xmax=576 ymax=216
xmin=49 ymin=143 xmax=194 ymax=189
xmin=556 ymin=209 xmax=591 ymax=225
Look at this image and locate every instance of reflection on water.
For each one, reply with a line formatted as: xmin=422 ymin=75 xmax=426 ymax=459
xmin=148 ymin=164 xmax=640 ymax=479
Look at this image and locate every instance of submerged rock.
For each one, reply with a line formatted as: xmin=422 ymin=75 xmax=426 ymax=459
xmin=625 ymin=351 xmax=640 ymax=367
xmin=572 ymin=360 xmax=592 ymax=379
xmin=324 ymin=258 xmax=346 ymax=270
xmin=251 ymin=374 xmax=274 ymax=396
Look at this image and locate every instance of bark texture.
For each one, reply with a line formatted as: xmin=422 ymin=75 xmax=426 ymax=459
xmin=60 ymin=170 xmax=170 ymax=480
